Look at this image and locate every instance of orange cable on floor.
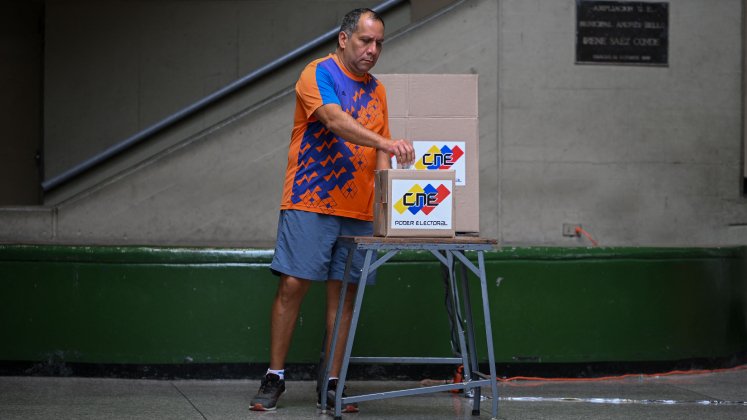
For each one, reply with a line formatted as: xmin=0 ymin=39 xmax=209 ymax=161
xmin=575 ymin=226 xmax=599 ymax=246
xmin=496 ymin=364 xmax=747 ymax=384
xmin=420 ymin=364 xmax=747 ymax=388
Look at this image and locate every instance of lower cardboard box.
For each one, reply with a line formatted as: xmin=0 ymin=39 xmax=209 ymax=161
xmin=374 ymin=169 xmax=455 ymax=238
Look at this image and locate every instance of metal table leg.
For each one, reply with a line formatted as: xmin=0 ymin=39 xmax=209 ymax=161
xmin=453 ymin=250 xmax=499 ymax=419
xmin=332 ymin=249 xmax=374 ymax=420
xmin=444 ymin=251 xmax=474 ymax=386
xmin=320 ymin=248 xmax=356 ymax=413
xmin=477 ymin=251 xmax=499 ymax=419
xmin=457 ymin=251 xmax=483 ymax=415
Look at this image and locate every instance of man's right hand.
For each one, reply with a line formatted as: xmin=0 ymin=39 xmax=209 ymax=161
xmin=387 ymin=139 xmax=415 ymax=167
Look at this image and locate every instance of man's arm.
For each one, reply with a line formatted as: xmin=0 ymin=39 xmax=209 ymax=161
xmin=376 ymin=150 xmax=392 ymax=170
xmin=314 ymin=103 xmax=414 ymax=165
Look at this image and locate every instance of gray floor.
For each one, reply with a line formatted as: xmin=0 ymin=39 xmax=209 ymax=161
xmin=1 ymin=368 xmax=746 ymax=420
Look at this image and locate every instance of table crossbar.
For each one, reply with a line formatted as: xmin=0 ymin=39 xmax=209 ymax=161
xmin=341 ymin=378 xmax=495 ymax=404
xmin=349 ymin=356 xmax=462 ymax=364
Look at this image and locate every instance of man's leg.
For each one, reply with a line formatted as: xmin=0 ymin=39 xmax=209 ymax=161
xmin=321 ymin=217 xmax=373 ymax=412
xmin=250 ymin=274 xmax=310 ymax=411
xmin=325 ymin=279 xmax=357 ymax=377
xmin=321 ymin=279 xmax=360 ymax=413
xmin=270 ymin=274 xmax=311 ymax=369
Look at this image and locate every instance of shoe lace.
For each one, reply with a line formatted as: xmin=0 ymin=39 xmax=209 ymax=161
xmin=260 ymin=375 xmax=279 ymax=393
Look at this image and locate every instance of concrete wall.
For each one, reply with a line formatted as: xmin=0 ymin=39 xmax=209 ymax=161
xmin=41 ymin=0 xmax=412 ymax=202
xmin=498 ymin=0 xmax=746 ymax=246
xmin=20 ymin=0 xmax=496 ymax=247
xmin=1 ymin=0 xmax=746 ymax=247
xmin=0 ymin=1 xmax=42 ymax=205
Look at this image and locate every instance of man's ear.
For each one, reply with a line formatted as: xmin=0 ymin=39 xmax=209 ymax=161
xmin=338 ymin=31 xmax=348 ymax=49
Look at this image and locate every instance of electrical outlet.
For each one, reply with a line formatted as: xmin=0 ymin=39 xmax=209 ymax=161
xmin=562 ymin=223 xmax=581 ymax=237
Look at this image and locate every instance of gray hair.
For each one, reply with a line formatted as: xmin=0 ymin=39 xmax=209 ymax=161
xmin=338 ymin=8 xmax=385 ymax=46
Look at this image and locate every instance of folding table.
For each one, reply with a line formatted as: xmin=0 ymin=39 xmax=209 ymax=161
xmin=319 ymin=236 xmax=499 ymax=419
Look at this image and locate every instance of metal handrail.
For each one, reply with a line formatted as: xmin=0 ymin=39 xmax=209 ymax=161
xmin=41 ymin=0 xmax=407 ymax=192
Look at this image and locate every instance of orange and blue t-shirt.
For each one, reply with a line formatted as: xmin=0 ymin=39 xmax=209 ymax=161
xmin=279 ymin=53 xmax=390 ymax=221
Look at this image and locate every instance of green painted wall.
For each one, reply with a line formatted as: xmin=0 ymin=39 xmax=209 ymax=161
xmin=1 ymin=245 xmax=745 ymax=368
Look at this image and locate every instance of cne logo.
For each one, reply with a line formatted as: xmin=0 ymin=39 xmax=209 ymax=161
xmin=393 ymin=183 xmax=451 ymax=215
xmin=414 ymin=145 xmax=465 ymax=170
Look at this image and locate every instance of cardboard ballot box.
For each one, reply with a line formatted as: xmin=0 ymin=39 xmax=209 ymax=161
xmin=374 ymin=169 xmax=455 ymax=238
xmin=375 ymin=74 xmax=479 ymax=234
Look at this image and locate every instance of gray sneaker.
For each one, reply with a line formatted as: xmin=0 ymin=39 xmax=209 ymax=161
xmin=317 ymin=379 xmax=359 ymax=413
xmin=250 ymin=373 xmax=286 ymax=411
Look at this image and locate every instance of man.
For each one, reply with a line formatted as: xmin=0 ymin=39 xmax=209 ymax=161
xmin=249 ymin=8 xmax=414 ymax=412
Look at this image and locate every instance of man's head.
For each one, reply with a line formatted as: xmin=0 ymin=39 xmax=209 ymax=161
xmin=337 ymin=8 xmax=385 ymax=76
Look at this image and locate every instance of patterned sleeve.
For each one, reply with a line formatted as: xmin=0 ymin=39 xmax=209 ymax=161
xmin=295 ymin=62 xmax=340 ymax=120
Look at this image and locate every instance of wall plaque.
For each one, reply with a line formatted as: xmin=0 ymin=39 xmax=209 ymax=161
xmin=576 ymin=1 xmax=668 ymax=66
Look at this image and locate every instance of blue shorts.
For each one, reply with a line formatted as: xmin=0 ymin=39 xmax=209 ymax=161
xmin=270 ymin=210 xmax=376 ymax=284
